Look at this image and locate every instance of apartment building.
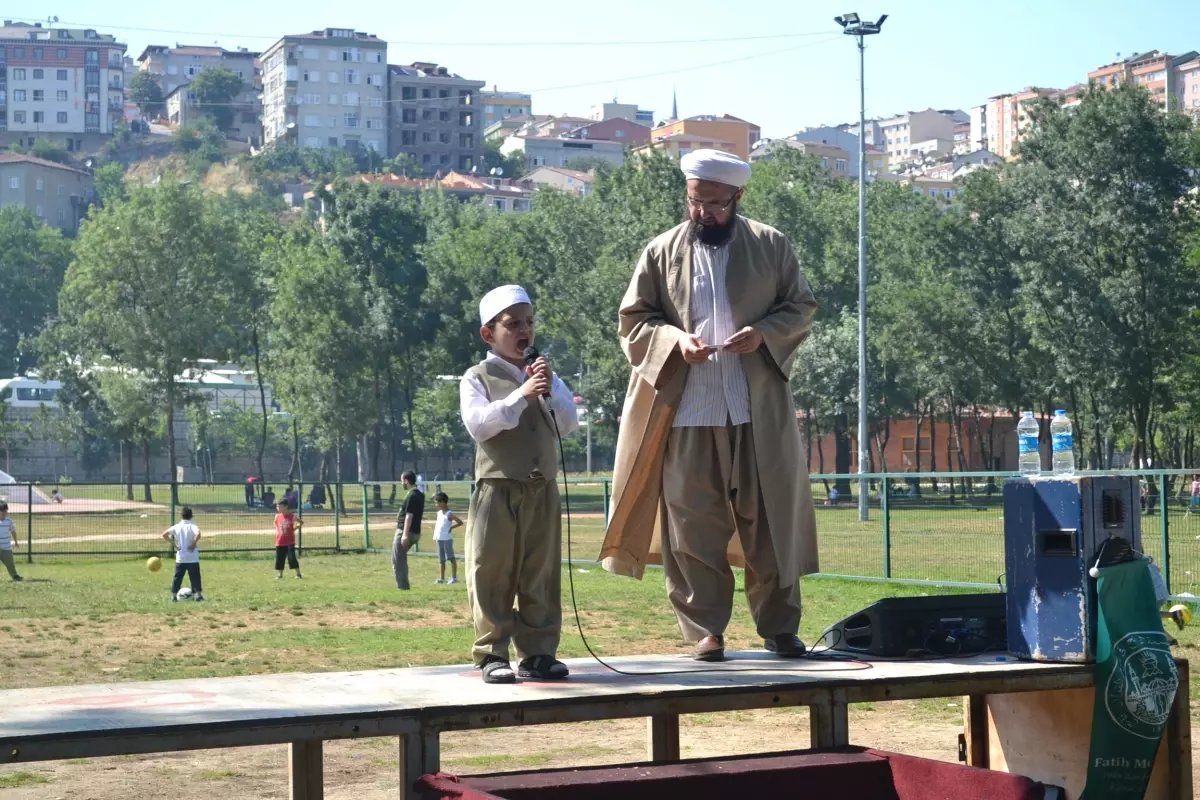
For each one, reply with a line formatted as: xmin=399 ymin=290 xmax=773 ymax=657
xmin=584 ymin=102 xmax=654 ymax=127
xmin=519 ymin=166 xmax=594 ymax=197
xmin=650 ymin=114 xmax=760 ymax=161
xmin=563 ymin=117 xmax=650 ymax=146
xmin=0 ymin=153 xmax=94 ymax=233
xmin=866 ymin=108 xmax=957 ymax=164
xmin=981 ymin=87 xmax=1064 ymax=159
xmin=748 ymin=138 xmax=890 ymax=181
xmin=1089 ymin=50 xmax=1200 ymax=111
xmin=1178 ymin=54 xmax=1200 ymax=119
xmin=136 ymin=44 xmax=261 ymax=139
xmin=260 ymin=28 xmax=388 ymax=154
xmin=481 ymin=89 xmax=531 ymax=127
xmin=501 ymin=135 xmax=625 ymax=170
xmin=0 ymin=21 xmax=126 ymax=153
xmin=388 ymin=62 xmax=484 ymax=174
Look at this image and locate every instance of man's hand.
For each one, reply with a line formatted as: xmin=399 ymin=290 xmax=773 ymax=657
xmin=722 ymin=326 xmax=764 ymax=354
xmin=400 ymin=535 xmax=410 ymax=549
xmin=679 ymin=334 xmax=717 ymax=364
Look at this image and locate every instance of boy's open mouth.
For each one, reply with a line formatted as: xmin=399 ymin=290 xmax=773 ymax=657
xmin=517 ymin=337 xmax=530 ymax=350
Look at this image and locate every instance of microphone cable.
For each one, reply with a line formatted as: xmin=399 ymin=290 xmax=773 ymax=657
xmin=545 ymin=400 xmax=869 ymax=677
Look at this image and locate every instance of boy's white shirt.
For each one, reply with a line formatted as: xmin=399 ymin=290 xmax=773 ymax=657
xmin=0 ymin=517 xmax=14 ymax=550
xmin=459 ymin=351 xmax=579 ymax=442
xmin=168 ymin=520 xmax=201 ymax=563
xmin=433 ymin=509 xmax=456 ymax=541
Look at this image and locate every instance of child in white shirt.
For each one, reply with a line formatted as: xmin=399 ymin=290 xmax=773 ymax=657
xmin=162 ymin=507 xmax=204 ymax=602
xmin=432 ymin=492 xmax=464 ymax=585
xmin=0 ymin=502 xmax=23 ymax=581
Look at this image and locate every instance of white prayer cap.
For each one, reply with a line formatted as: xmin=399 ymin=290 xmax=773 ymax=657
xmin=479 ymin=284 xmax=532 ymax=326
xmin=680 ymin=149 xmax=751 ymax=188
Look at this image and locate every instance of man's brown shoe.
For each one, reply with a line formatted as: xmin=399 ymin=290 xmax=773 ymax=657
xmin=764 ymin=634 xmax=807 ymax=658
xmin=692 ymin=634 xmax=725 ymax=662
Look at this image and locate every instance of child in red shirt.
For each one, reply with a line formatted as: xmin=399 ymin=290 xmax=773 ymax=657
xmin=273 ymin=500 xmax=304 ymax=579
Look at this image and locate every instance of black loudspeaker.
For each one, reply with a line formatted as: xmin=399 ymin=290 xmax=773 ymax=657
xmin=820 ymin=593 xmax=1008 ymax=658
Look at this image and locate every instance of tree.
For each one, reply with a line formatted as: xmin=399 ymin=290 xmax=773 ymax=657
xmin=171 ymin=119 xmax=226 ymax=175
xmin=0 ymin=387 xmax=30 ymax=474
xmin=92 ymin=162 xmax=127 ymax=207
xmin=563 ymin=156 xmax=614 ymax=177
xmin=29 ymin=138 xmax=71 ymax=165
xmin=266 ymin=233 xmax=377 ymax=507
xmin=384 ymin=153 xmax=422 ymax=178
xmin=1009 ymin=84 xmax=1200 ymax=467
xmin=188 ymin=66 xmax=244 ymax=132
xmin=97 ymin=369 xmax=164 ymax=502
xmin=0 ymin=207 xmax=73 ymax=377
xmin=483 ymin=139 xmax=527 ymax=180
xmin=410 ymin=381 xmax=473 ymax=475
xmin=128 ymin=71 xmax=165 ymax=119
xmin=54 ymin=181 xmax=243 ymax=505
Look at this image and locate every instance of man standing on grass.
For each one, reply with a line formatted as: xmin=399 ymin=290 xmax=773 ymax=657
xmin=600 ymin=149 xmax=819 ymax=663
xmin=394 ymin=470 xmax=425 ymax=590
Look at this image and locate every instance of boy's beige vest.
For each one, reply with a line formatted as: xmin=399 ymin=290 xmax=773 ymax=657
xmin=469 ymin=360 xmax=559 ymax=481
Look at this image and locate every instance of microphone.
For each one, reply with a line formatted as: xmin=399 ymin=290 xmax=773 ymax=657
xmin=523 ymin=346 xmax=551 ymax=398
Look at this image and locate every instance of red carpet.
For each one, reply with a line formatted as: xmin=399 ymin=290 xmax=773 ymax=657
xmin=417 ymin=746 xmax=1053 ymax=799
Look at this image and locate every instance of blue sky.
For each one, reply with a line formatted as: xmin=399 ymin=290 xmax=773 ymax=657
xmin=9 ymin=0 xmax=1200 ymax=136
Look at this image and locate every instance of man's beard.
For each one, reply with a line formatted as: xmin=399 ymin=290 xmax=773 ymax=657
xmin=691 ymin=202 xmax=738 ymax=247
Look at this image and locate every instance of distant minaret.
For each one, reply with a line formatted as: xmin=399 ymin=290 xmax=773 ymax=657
xmin=671 ymin=87 xmax=678 ymax=121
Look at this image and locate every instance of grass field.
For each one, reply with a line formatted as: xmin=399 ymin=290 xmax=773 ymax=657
xmin=1 ymin=552 xmax=1198 ymax=798
xmin=9 ymin=480 xmax=1200 ymax=598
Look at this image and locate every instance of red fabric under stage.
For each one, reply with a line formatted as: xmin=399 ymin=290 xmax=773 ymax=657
xmin=416 ymin=746 xmax=1054 ymax=800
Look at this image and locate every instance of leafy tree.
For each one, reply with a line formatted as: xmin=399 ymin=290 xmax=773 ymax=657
xmin=53 ymin=181 xmax=243 ymax=504
xmin=483 ymin=139 xmax=526 ymax=179
xmin=97 ymin=369 xmax=164 ymax=502
xmin=384 ymin=153 xmax=423 ymax=178
xmin=188 ymin=66 xmax=244 ymax=132
xmin=0 ymin=386 xmax=31 ymax=474
xmin=92 ymin=162 xmax=127 ymax=207
xmin=128 ymin=71 xmax=165 ymax=118
xmin=29 ymin=138 xmax=71 ymax=165
xmin=410 ymin=381 xmax=472 ymax=475
xmin=171 ymin=119 xmax=226 ymax=175
xmin=1009 ymin=84 xmax=1200 ymax=466
xmin=0 ymin=207 xmax=73 ymax=377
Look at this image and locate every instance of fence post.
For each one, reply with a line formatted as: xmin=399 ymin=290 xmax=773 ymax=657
xmin=603 ymin=479 xmax=610 ymax=521
xmin=333 ymin=483 xmax=340 ymax=552
xmin=881 ymin=476 xmax=891 ymax=579
xmin=1159 ymin=472 xmax=1170 ymax=595
xmin=297 ymin=482 xmax=304 ymax=554
xmin=25 ymin=483 xmax=33 ymax=564
xmin=362 ymin=483 xmax=370 ymax=550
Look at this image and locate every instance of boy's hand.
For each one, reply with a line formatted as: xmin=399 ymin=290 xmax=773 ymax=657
xmin=521 ymin=371 xmax=550 ymax=398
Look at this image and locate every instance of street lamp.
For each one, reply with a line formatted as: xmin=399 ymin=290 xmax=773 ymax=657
xmin=834 ymin=11 xmax=887 ymax=522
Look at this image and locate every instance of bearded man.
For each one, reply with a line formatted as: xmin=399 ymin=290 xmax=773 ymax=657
xmin=600 ymin=149 xmax=819 ymax=662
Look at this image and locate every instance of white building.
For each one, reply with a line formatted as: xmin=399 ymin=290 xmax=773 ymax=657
xmin=0 ymin=21 xmax=127 ymax=153
xmin=260 ymin=28 xmax=387 ymax=154
xmin=500 ymin=135 xmax=625 ymax=170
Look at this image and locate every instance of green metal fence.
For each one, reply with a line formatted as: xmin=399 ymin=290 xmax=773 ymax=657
xmin=3 ymin=471 xmax=1197 ymax=595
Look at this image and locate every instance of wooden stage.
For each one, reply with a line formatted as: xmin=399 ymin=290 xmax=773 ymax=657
xmin=0 ymin=651 xmax=1191 ymax=799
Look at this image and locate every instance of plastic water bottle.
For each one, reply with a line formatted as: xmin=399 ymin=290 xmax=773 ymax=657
xmin=1017 ymin=411 xmax=1040 ymax=477
xmin=1051 ymin=409 xmax=1075 ymax=477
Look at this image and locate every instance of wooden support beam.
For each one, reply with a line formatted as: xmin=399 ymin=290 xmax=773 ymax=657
xmin=809 ymin=690 xmax=849 ymax=749
xmin=288 ymin=740 xmax=323 ymax=800
xmin=963 ymin=694 xmax=989 ymax=768
xmin=646 ymin=714 xmax=680 ymax=763
xmin=399 ymin=729 xmax=441 ymax=800
xmin=1167 ymin=660 xmax=1192 ymax=800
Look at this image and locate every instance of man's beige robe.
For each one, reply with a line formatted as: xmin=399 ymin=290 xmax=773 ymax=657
xmin=599 ymin=216 xmax=819 ymax=587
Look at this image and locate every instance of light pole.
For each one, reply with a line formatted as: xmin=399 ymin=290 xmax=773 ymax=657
xmin=834 ymin=12 xmax=887 ymax=522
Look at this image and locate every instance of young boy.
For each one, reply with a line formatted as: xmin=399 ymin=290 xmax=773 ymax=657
xmin=0 ymin=502 xmax=23 ymax=582
xmin=432 ymin=491 xmax=464 ymax=585
xmin=460 ymin=284 xmax=579 ymax=684
xmin=274 ymin=499 xmax=303 ymax=579
xmin=162 ymin=506 xmax=203 ymax=601
xmin=393 ymin=471 xmax=424 ymax=590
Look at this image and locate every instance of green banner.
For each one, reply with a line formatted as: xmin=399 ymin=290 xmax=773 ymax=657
xmin=1080 ymin=558 xmax=1178 ymax=799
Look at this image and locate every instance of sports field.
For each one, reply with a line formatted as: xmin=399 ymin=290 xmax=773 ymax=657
xmin=0 ymin=550 xmax=1198 ymax=798
xmin=8 ymin=480 xmax=1200 ymax=597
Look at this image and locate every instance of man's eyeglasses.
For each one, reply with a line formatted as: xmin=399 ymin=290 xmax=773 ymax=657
xmin=686 ymin=194 xmax=738 ymax=213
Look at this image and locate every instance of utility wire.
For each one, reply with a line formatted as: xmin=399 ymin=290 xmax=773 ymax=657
xmin=0 ymin=14 xmax=834 ymax=47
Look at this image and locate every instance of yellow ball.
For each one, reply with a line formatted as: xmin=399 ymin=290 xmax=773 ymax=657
xmin=1170 ymin=604 xmax=1192 ymax=626
xmin=147 ymin=556 xmax=162 ymax=573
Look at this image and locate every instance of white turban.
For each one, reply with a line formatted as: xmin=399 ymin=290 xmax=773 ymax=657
xmin=479 ymin=284 xmax=531 ymax=326
xmin=680 ymin=149 xmax=751 ymax=188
